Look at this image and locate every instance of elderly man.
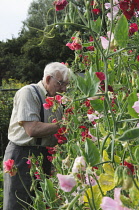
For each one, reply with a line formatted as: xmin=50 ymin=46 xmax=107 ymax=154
xmin=3 ymin=62 xmax=70 ymax=210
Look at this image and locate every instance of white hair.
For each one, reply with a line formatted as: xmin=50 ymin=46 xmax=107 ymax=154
xmin=43 ymin=62 xmax=70 ymax=83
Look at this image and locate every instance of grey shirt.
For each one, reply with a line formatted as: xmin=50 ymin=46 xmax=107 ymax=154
xmin=8 ymin=81 xmax=63 ymax=147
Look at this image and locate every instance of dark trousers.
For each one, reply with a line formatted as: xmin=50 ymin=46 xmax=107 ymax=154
xmin=3 ymin=141 xmax=51 ymax=210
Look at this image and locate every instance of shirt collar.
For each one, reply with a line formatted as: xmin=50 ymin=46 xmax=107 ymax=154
xmin=37 ymin=80 xmax=48 ymax=96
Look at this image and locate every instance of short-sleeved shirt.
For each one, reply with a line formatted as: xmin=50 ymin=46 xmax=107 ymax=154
xmin=8 ymin=81 xmax=63 ymax=147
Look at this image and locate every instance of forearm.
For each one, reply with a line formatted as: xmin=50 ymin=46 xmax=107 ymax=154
xmin=22 ymin=121 xmax=59 ymax=138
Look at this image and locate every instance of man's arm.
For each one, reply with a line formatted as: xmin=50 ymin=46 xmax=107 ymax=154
xmin=22 ymin=121 xmax=59 ymax=138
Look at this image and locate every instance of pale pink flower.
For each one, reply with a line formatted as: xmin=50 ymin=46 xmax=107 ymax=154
xmin=132 ymin=101 xmax=139 ymax=113
xmin=105 ymin=0 xmax=119 ymax=20
xmin=85 ymin=174 xmax=97 ymax=186
xmin=87 ymin=113 xmax=99 ymax=122
xmin=88 ymin=130 xmax=97 ymax=141
xmin=57 ymin=173 xmax=76 ymax=192
xmin=101 ymin=188 xmax=132 ymax=210
xmin=100 ymin=31 xmax=114 ymax=49
xmin=72 ymin=156 xmax=86 ymax=173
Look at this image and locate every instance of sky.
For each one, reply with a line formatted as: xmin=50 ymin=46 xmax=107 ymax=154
xmin=0 ymin=0 xmax=33 ymax=42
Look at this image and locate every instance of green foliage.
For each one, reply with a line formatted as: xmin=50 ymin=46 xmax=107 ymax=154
xmin=114 ymin=15 xmax=129 ymax=48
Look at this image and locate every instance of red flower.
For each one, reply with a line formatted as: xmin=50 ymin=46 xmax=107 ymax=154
xmin=86 ymin=46 xmax=95 ymax=51
xmin=123 ymin=161 xmax=134 ymax=174
xmin=95 ymin=72 xmax=106 ymax=81
xmin=47 ymin=156 xmax=55 ymax=162
xmin=34 ymin=171 xmax=41 ymax=179
xmin=137 ymin=55 xmax=139 ymax=61
xmin=46 ymin=146 xmax=57 ymax=154
xmin=65 ymin=107 xmax=74 ymax=114
xmin=89 ymin=36 xmax=94 ymax=42
xmin=53 ymin=0 xmax=68 ymax=11
xmin=133 ymin=0 xmax=139 ymax=10
xmin=119 ymin=1 xmax=130 ymax=11
xmin=129 ymin=23 xmax=138 ymax=36
xmin=123 ymin=9 xmax=135 ymax=20
xmin=92 ymin=8 xmax=101 ymax=15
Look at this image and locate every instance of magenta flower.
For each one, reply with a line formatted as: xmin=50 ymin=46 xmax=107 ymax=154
xmin=101 ymin=188 xmax=132 ymax=210
xmin=53 ymin=0 xmax=68 ymax=11
xmin=3 ymin=159 xmax=17 ymax=176
xmin=57 ymin=173 xmax=76 ymax=192
xmin=132 ymin=100 xmax=139 ymax=113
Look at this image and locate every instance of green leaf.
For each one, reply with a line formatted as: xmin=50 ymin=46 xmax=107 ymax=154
xmin=118 ymin=127 xmax=139 ymax=141
xmin=90 ymin=99 xmax=104 ymax=112
xmin=114 ymin=14 xmax=128 ymax=47
xmin=40 ymin=178 xmax=56 ymax=203
xmin=85 ymin=138 xmax=100 ymax=166
xmin=91 ymin=16 xmax=101 ymax=33
xmin=127 ymin=90 xmax=139 ymax=118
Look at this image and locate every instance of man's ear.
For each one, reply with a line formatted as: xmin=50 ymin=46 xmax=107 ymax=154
xmin=46 ymin=76 xmax=51 ymax=84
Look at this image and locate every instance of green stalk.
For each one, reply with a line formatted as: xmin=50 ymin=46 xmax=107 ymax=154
xmin=17 ymin=169 xmax=33 ymax=201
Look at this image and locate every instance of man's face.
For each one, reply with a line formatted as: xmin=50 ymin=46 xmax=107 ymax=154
xmin=46 ymin=71 xmax=69 ymax=96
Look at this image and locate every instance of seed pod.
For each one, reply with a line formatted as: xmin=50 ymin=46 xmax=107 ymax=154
xmin=122 ymin=167 xmax=133 ymax=190
xmin=114 ymin=165 xmax=124 ymax=186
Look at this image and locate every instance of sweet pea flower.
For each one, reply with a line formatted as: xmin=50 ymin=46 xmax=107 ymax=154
xmin=66 ymin=38 xmax=82 ymax=50
xmin=3 ymin=159 xmax=17 ymax=176
xmin=132 ymin=100 xmax=139 ymax=113
xmin=100 ymin=31 xmax=114 ymax=50
xmin=72 ymin=156 xmax=86 ymax=173
xmin=53 ymin=0 xmax=68 ymax=11
xmin=101 ymin=188 xmax=131 ymax=210
xmin=105 ymin=0 xmax=119 ymax=20
xmin=57 ymin=173 xmax=77 ymax=192
xmin=55 ymin=95 xmax=62 ymax=104
xmin=43 ymin=97 xmax=54 ymax=110
xmin=87 ymin=113 xmax=100 ymax=121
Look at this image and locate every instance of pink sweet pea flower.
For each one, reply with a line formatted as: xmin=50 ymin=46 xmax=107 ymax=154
xmin=55 ymin=95 xmax=62 ymax=104
xmin=34 ymin=171 xmax=41 ymax=179
xmin=132 ymin=100 xmax=139 ymax=113
xmin=57 ymin=173 xmax=77 ymax=192
xmin=3 ymin=159 xmax=17 ymax=176
xmin=100 ymin=31 xmax=114 ymax=49
xmin=43 ymin=97 xmax=54 ymax=110
xmin=66 ymin=39 xmax=82 ymax=50
xmin=101 ymin=188 xmax=131 ymax=210
xmin=105 ymin=0 xmax=119 ymax=20
xmin=72 ymin=156 xmax=86 ymax=173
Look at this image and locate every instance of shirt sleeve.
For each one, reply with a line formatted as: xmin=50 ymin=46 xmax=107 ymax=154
xmin=15 ymin=86 xmax=41 ymax=125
